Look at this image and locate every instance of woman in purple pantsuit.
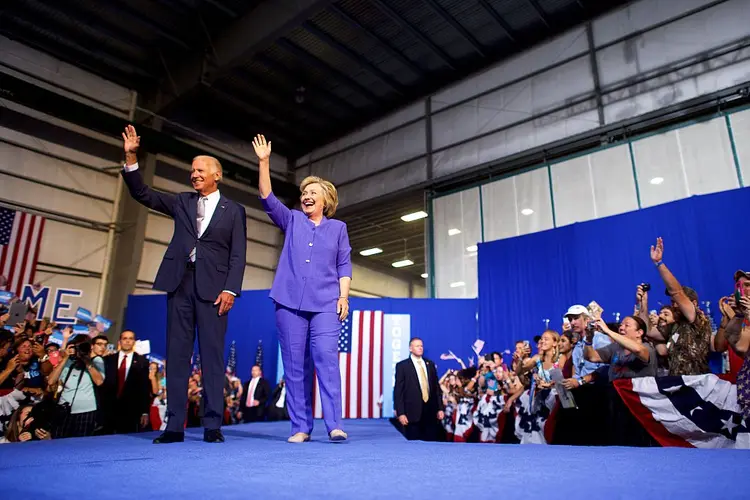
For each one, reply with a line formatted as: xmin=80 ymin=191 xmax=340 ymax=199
xmin=253 ymin=134 xmax=352 ymax=443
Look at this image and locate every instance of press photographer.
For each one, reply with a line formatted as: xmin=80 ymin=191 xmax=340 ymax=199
xmin=47 ymin=332 xmax=105 ymax=438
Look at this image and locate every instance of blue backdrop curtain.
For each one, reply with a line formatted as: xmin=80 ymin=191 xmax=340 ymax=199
xmin=478 ymin=187 xmax=750 ymax=353
xmin=124 ymin=293 xmax=479 ymax=383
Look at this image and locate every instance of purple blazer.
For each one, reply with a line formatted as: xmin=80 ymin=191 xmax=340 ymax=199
xmin=261 ymin=191 xmax=352 ymax=313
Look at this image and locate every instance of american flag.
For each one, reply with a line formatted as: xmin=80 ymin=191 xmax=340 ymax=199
xmin=0 ymin=208 xmax=46 ymax=296
xmin=313 ymin=310 xmax=384 ymax=419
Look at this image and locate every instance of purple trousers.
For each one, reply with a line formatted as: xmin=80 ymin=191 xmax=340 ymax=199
xmin=275 ymin=304 xmax=343 ymax=435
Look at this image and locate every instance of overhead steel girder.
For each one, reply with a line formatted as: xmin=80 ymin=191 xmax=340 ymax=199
xmin=370 ymin=0 xmax=457 ymax=71
xmin=0 ymin=70 xmax=300 ymax=199
xmin=328 ymin=4 xmax=425 ymax=78
xmin=476 ymin=0 xmax=518 ymax=43
xmin=150 ymin=0 xmax=336 ymax=114
xmin=525 ymin=0 xmax=552 ymax=28
xmin=300 ymin=21 xmax=406 ymax=95
xmin=421 ymin=0 xmax=486 ymax=58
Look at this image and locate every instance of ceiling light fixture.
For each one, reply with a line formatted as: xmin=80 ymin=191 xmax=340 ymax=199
xmin=448 ymin=228 xmax=462 ymax=236
xmin=400 ymin=211 xmax=428 ymax=222
xmin=521 ymin=208 xmax=534 ymax=216
xmin=392 ymin=259 xmax=414 ymax=268
xmin=421 ymin=273 xmax=428 ymax=279
xmin=359 ymin=248 xmax=383 ymax=256
xmin=449 ymin=281 xmax=466 ymax=288
xmin=650 ymin=177 xmax=664 ymax=185
xmin=466 ymin=245 xmax=478 ymax=252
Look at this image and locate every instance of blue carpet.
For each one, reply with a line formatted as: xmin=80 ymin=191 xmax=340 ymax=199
xmin=1 ymin=420 xmax=748 ymax=499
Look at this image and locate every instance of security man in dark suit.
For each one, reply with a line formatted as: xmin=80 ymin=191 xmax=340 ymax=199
xmin=394 ymin=337 xmax=444 ymax=441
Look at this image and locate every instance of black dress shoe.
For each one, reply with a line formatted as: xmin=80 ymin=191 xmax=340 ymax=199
xmin=204 ymin=429 xmax=225 ymax=443
xmin=153 ymin=431 xmax=184 ymax=444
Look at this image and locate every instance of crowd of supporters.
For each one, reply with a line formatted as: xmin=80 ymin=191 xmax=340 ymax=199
xmin=435 ymin=238 xmax=750 ymax=445
xmin=0 ymin=306 xmax=289 ymax=443
xmin=2 ymin=238 xmax=749 ymax=446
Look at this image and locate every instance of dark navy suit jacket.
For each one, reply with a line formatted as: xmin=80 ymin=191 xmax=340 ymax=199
xmin=122 ymin=169 xmax=247 ymax=301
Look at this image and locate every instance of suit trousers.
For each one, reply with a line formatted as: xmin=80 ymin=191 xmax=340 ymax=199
xmin=165 ymin=265 xmax=227 ymax=432
xmin=275 ymin=304 xmax=342 ymax=435
xmin=404 ymin=401 xmax=439 ymax=442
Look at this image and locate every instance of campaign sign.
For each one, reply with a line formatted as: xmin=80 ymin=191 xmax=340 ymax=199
xmin=75 ymin=307 xmax=93 ymax=323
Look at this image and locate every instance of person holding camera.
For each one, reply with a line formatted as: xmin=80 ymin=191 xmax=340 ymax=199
xmin=47 ymin=333 xmax=105 ymax=438
xmin=649 ymin=237 xmax=711 ymax=376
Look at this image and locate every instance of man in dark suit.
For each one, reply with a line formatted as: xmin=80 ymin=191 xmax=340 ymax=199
xmin=237 ymin=365 xmax=270 ymax=423
xmin=121 ymin=125 xmax=247 ymax=444
xmin=103 ymin=330 xmax=151 ymax=434
xmin=394 ymin=337 xmax=445 ymax=441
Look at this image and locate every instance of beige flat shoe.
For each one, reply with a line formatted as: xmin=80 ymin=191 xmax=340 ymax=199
xmin=329 ymin=429 xmax=348 ymax=442
xmin=287 ymin=432 xmax=310 ymax=443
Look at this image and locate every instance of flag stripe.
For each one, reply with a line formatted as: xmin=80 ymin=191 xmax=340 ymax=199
xmin=368 ymin=310 xmax=375 ymax=418
xmin=374 ymin=311 xmax=383 ymax=418
xmin=311 ymin=310 xmax=385 ymax=420
xmin=359 ymin=311 xmax=369 ymax=419
xmin=0 ymin=211 xmax=45 ymax=297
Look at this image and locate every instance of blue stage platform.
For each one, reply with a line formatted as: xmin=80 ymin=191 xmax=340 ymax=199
xmin=1 ymin=420 xmax=749 ymax=499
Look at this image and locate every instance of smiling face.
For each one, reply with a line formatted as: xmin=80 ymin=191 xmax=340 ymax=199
xmin=300 ymin=182 xmax=325 ymax=219
xmin=559 ymin=335 xmax=572 ymax=355
xmin=190 ymin=156 xmax=221 ymax=195
xmin=539 ymin=332 xmax=557 ymax=354
xmin=17 ymin=340 xmax=32 ymax=362
xmin=619 ymin=316 xmax=644 ymax=341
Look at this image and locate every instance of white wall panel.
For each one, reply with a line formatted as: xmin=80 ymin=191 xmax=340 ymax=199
xmin=603 ymin=54 xmax=750 ymax=124
xmin=597 ymin=0 xmax=750 ymax=88
xmin=0 ymin=126 xmax=119 ymax=171
xmin=0 ymin=35 xmax=131 ymax=113
xmin=352 ymin=264 xmax=411 ymax=298
xmin=589 ymin=145 xmax=640 ymax=218
xmin=245 ymin=241 xmax=279 ymax=271
xmin=33 ymin=273 xmax=102 ymax=321
xmin=307 ymin=102 xmax=425 ymax=160
xmin=481 ymin=177 xmax=518 ymax=241
xmin=593 ymin=0 xmax=720 ymax=47
xmin=631 ymin=130 xmax=689 ymax=208
xmin=338 ymin=158 xmax=427 ymax=208
xmin=303 ymin=120 xmax=426 ymax=185
xmin=433 ymin=189 xmax=481 ymax=298
xmin=0 ymin=175 xmax=112 ymax=223
xmin=677 ymin=117 xmax=739 ymax=195
xmin=38 ymin=222 xmax=107 ymax=273
xmin=433 ymin=57 xmax=594 ymax=149
xmin=433 ymin=107 xmax=599 ymax=179
xmin=432 ymin=28 xmax=589 ymax=111
xmin=551 ymin=156 xmax=597 ymax=226
xmin=730 ymin=108 xmax=750 ymax=184
xmin=0 ymin=143 xmax=116 ymax=201
xmin=514 ymin=168 xmax=554 ymax=236
xmin=242 ymin=267 xmax=274 ymax=290
xmin=552 ymin=145 xmax=638 ymax=226
xmin=138 ymin=241 xmax=168 ymax=283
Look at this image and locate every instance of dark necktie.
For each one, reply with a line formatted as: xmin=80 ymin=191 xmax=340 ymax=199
xmin=117 ymin=354 xmax=127 ymax=398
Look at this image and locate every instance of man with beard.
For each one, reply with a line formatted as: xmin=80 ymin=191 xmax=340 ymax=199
xmin=636 ymin=288 xmax=673 ymax=375
xmin=648 ymin=237 xmax=711 ymax=376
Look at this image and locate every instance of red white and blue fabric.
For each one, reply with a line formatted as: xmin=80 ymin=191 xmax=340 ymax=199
xmin=473 ymin=393 xmax=507 ymax=443
xmin=312 ymin=310 xmax=383 ymax=419
xmin=451 ymin=398 xmax=476 ymax=442
xmin=514 ymin=388 xmax=557 ymax=444
xmin=613 ymin=374 xmax=750 ymax=449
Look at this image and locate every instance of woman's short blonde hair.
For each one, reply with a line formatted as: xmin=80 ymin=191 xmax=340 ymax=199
xmin=300 ymin=176 xmax=339 ymax=218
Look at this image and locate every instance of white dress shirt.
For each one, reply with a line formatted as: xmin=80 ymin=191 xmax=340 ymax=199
xmin=410 ymin=354 xmax=429 ymax=394
xmin=118 ymin=351 xmax=134 ymax=380
xmin=123 ymin=162 xmax=235 ymax=296
xmin=246 ymin=377 xmax=260 ymax=406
